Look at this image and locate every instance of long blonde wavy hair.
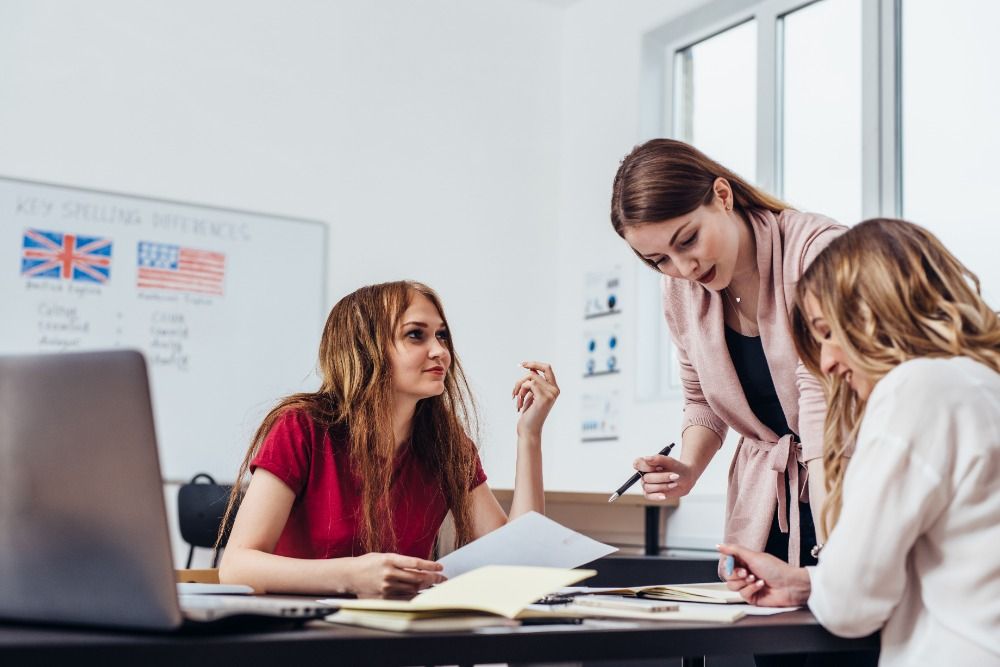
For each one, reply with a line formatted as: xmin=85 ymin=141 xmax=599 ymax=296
xmin=217 ymin=280 xmax=480 ymax=555
xmin=791 ymin=218 xmax=1000 ymax=536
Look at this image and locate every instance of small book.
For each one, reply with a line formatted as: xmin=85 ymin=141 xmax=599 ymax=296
xmin=590 ymin=582 xmax=744 ymax=604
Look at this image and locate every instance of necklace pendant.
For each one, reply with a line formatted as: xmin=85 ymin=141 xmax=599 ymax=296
xmin=735 ymin=296 xmax=742 ymax=303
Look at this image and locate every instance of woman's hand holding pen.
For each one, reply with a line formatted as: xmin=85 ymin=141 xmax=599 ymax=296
xmin=717 ymin=543 xmax=811 ymax=607
xmin=633 ymin=454 xmax=694 ymax=500
xmin=512 ymin=361 xmax=560 ymax=438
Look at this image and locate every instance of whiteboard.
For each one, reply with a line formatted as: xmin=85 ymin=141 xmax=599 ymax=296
xmin=0 ymin=176 xmax=327 ymax=482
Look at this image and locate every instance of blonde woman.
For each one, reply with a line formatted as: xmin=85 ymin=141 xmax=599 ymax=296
xmin=218 ymin=281 xmax=559 ymax=596
xmin=719 ymin=219 xmax=1000 ymax=665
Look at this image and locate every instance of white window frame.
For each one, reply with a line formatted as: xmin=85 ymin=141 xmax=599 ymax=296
xmin=634 ymin=0 xmax=901 ymax=402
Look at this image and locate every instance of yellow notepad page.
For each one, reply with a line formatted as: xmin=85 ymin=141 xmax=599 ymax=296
xmin=330 ymin=565 xmax=596 ymax=619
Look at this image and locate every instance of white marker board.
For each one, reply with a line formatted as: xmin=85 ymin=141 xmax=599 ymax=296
xmin=0 ymin=176 xmax=327 ymax=482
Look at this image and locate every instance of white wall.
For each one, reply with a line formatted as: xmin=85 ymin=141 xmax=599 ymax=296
xmin=547 ymin=0 xmax=733 ymax=550
xmin=0 ymin=0 xmax=565 ymax=566
xmin=1 ymin=0 xmax=747 ymax=562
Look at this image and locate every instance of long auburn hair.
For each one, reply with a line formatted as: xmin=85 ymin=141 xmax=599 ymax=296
xmin=610 ymin=138 xmax=789 ymax=269
xmin=217 ymin=280 xmax=480 ymax=555
xmin=791 ymin=219 xmax=1000 ymax=536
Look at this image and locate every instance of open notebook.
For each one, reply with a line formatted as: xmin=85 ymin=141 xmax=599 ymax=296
xmin=323 ymin=565 xmax=594 ymax=617
xmin=589 ymin=582 xmax=744 ymax=604
xmin=321 ymin=567 xmax=747 ymax=630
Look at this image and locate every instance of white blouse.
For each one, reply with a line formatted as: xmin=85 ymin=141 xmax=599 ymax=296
xmin=807 ymin=356 xmax=1000 ymax=666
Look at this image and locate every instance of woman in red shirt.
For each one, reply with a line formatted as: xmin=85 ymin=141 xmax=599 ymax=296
xmin=218 ymin=280 xmax=559 ymax=597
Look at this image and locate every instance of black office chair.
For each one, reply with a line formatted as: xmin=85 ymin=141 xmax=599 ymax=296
xmin=177 ymin=473 xmax=235 ymax=569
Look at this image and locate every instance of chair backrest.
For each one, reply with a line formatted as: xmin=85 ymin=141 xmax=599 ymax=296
xmin=177 ymin=473 xmax=234 ymax=551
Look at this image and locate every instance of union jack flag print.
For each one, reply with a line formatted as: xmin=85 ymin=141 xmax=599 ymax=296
xmin=137 ymin=241 xmax=226 ymax=296
xmin=20 ymin=228 xmax=113 ymax=284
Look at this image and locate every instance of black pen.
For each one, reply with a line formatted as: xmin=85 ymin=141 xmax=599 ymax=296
xmin=607 ymin=442 xmax=675 ymax=503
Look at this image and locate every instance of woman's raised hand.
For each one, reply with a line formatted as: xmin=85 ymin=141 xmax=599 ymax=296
xmin=512 ymin=361 xmax=560 ymax=437
xmin=348 ymin=553 xmax=445 ymax=598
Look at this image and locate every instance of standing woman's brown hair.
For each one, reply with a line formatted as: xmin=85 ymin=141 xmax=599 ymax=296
xmin=611 ymin=138 xmax=787 ymax=269
xmin=218 ymin=281 xmax=479 ymax=552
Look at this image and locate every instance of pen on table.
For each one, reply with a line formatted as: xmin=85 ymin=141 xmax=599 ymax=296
xmin=607 ymin=442 xmax=675 ymax=503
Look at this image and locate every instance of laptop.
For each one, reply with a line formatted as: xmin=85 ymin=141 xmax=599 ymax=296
xmin=0 ymin=350 xmax=333 ymax=630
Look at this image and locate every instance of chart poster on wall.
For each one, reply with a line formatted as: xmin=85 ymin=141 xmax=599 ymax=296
xmin=582 ymin=322 xmax=622 ymax=377
xmin=580 ymin=390 xmax=620 ymax=442
xmin=0 ymin=177 xmax=327 ymax=482
xmin=583 ymin=267 xmax=622 ymax=319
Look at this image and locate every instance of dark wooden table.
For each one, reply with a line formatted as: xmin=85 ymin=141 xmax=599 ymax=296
xmin=0 ymin=609 xmax=878 ymax=667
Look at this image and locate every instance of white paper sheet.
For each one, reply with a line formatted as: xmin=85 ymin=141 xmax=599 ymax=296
xmin=437 ymin=511 xmax=617 ymax=579
xmin=725 ymin=603 xmax=800 ymax=616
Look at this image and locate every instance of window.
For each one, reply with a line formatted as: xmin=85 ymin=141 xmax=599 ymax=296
xmin=675 ymin=20 xmax=758 ymax=183
xmin=639 ymin=0 xmax=998 ymax=401
xmin=636 ymin=19 xmax=761 ymax=402
xmin=902 ymin=0 xmax=1000 ymax=302
xmin=780 ymin=0 xmax=862 ymax=224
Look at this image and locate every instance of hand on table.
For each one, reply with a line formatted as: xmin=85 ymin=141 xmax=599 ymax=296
xmin=349 ymin=553 xmax=445 ymax=598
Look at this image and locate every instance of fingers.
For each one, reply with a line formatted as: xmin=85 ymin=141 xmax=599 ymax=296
xmin=513 ymin=371 xmax=560 ymax=413
xmin=632 ymin=457 xmax=662 ymax=473
xmin=375 ymin=556 xmax=446 ymax=596
xmin=642 ymin=454 xmax=682 ymax=470
xmin=735 ymin=580 xmax=765 ymax=604
xmin=724 ymin=566 xmax=758 ymax=590
xmin=520 ymin=361 xmax=558 ymax=387
xmin=716 ymin=543 xmax=752 ymax=561
xmin=387 ymin=568 xmax=437 ymax=586
xmin=392 ymin=555 xmax=442 ymax=572
xmin=639 ymin=471 xmax=680 ymax=487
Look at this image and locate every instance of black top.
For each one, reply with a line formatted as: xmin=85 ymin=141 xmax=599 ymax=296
xmin=724 ymin=326 xmax=794 ymax=438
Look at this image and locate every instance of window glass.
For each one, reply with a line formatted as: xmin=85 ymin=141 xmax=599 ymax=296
xmin=675 ymin=20 xmax=758 ymax=183
xmin=781 ymin=0 xmax=862 ymax=225
xmin=902 ymin=0 xmax=1000 ymax=302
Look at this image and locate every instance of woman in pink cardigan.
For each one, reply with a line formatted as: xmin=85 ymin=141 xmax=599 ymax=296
xmin=611 ymin=138 xmax=876 ymax=666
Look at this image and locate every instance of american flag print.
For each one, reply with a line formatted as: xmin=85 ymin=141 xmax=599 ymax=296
xmin=137 ymin=241 xmax=226 ymax=296
xmin=20 ymin=228 xmax=113 ymax=284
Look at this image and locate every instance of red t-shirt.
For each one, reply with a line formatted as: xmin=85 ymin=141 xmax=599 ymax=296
xmin=250 ymin=409 xmax=487 ymax=560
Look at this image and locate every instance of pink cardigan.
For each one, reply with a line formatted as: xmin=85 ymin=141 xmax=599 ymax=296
xmin=662 ymin=209 xmax=845 ymax=566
